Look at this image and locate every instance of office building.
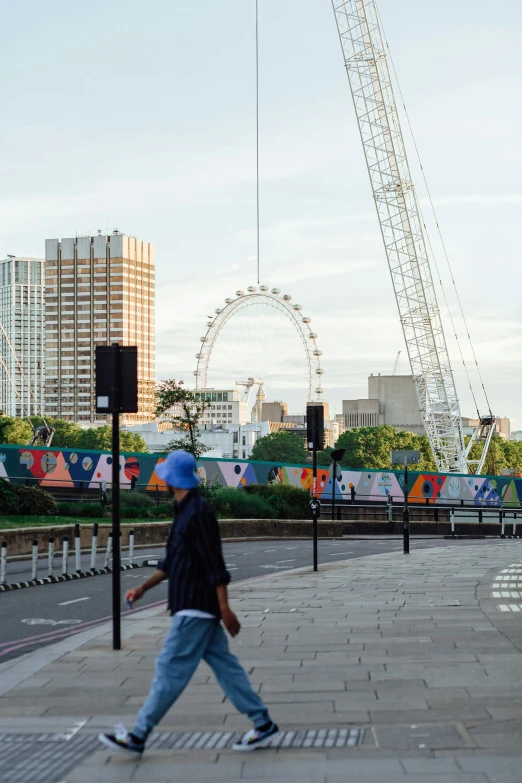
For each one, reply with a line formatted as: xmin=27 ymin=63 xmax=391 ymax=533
xmin=343 ymin=375 xmax=424 ymax=434
xmin=0 ymin=256 xmax=45 ymax=417
xmin=195 ymin=388 xmax=249 ymax=427
xmin=261 ymin=401 xmax=288 ymax=423
xmin=44 ymin=232 xmax=155 ymax=423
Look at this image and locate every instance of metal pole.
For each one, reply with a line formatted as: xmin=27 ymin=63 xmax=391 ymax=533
xmin=312 ymin=444 xmax=318 ymax=572
xmin=331 ymin=460 xmax=336 ymax=522
xmin=450 ymin=507 xmax=455 ymax=537
xmin=105 ymin=532 xmax=113 ymax=569
xmin=111 ymin=342 xmax=122 ymax=651
xmin=31 ymin=540 xmax=38 ymax=581
xmin=500 ymin=510 xmax=506 ymax=538
xmin=129 ymin=529 xmax=135 ymax=567
xmin=48 ymin=536 xmax=55 ymax=578
xmin=75 ymin=523 xmax=81 ymax=574
xmin=403 ymin=463 xmax=409 ymax=554
xmin=62 ymin=536 xmax=69 ymax=576
xmin=90 ymin=523 xmax=98 ymax=571
xmin=0 ymin=541 xmax=6 ymax=586
xmin=513 ymin=513 xmax=517 ymax=539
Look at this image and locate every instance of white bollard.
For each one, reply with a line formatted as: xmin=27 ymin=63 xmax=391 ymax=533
xmin=75 ymin=523 xmax=81 ymax=574
xmin=514 ymin=513 xmax=518 ymax=539
xmin=48 ymin=536 xmax=55 ymax=578
xmin=1 ymin=541 xmax=6 ymax=586
xmin=500 ymin=511 xmax=506 ymax=538
xmin=90 ymin=523 xmax=99 ymax=571
xmin=62 ymin=536 xmax=69 ymax=576
xmin=450 ymin=507 xmax=455 ymax=537
xmin=104 ymin=532 xmax=113 ymax=569
xmin=31 ymin=540 xmax=38 ymax=581
xmin=129 ymin=530 xmax=135 ymax=567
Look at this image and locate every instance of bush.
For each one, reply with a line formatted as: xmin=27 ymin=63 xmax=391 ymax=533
xmin=212 ymin=487 xmax=275 ymax=519
xmin=115 ymin=491 xmax=155 ymax=511
xmin=151 ymin=504 xmax=173 ymax=519
xmin=0 ymin=479 xmax=57 ymax=516
xmin=243 ymin=483 xmax=310 ymax=519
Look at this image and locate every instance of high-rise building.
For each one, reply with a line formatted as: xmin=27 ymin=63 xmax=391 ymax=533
xmin=44 ymin=232 xmax=155 ymax=423
xmin=261 ymin=401 xmax=288 ymax=423
xmin=0 ymin=256 xmax=45 ymax=417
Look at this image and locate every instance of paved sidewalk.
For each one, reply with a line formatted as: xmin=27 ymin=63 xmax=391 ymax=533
xmin=2 ymin=543 xmax=522 ymax=782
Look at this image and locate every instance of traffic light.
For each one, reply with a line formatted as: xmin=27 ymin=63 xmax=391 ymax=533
xmin=306 ymin=404 xmax=325 ymax=451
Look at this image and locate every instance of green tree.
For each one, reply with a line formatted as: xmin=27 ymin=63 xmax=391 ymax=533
xmin=43 ymin=419 xmax=83 ymax=449
xmin=76 ymin=425 xmax=148 ymax=453
xmin=155 ymin=379 xmax=210 ymax=458
xmin=0 ymin=416 xmax=33 ymax=445
xmin=331 ymin=425 xmax=436 ymax=471
xmin=120 ymin=431 xmax=149 ymax=453
xmin=466 ymin=434 xmax=508 ymax=476
xmin=502 ymin=439 xmax=522 ymax=472
xmin=250 ymin=430 xmax=310 ymax=464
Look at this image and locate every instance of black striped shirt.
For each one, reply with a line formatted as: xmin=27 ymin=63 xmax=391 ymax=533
xmin=157 ymin=491 xmax=230 ymax=618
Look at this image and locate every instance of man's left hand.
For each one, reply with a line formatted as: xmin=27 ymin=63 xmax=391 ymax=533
xmin=221 ymin=607 xmax=241 ymax=637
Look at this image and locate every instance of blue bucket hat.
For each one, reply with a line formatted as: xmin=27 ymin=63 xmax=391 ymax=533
xmin=155 ymin=450 xmax=201 ymax=489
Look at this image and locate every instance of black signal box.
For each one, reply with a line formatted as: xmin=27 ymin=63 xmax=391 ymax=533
xmin=306 ymin=403 xmax=325 ymax=451
xmin=95 ymin=345 xmax=138 ymax=414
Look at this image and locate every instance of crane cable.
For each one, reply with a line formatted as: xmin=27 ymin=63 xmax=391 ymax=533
xmin=255 ymin=0 xmax=260 ymax=285
xmin=375 ymin=6 xmax=493 ymax=420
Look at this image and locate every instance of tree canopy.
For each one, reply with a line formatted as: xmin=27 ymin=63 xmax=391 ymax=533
xmin=326 ymin=426 xmax=437 ymax=471
xmin=250 ymin=430 xmax=310 ymax=465
xmin=0 ymin=417 xmax=148 ymax=453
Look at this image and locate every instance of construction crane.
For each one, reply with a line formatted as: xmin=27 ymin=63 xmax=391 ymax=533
xmin=392 ymin=351 xmax=401 ymax=376
xmin=331 ymin=0 xmax=494 ymax=474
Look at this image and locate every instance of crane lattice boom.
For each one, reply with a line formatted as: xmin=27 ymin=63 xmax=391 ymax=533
xmin=331 ymin=0 xmax=467 ymax=473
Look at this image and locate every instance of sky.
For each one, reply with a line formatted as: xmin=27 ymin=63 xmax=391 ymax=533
xmin=1 ymin=0 xmax=521 ymax=426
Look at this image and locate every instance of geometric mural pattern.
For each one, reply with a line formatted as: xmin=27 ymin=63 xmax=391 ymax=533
xmin=0 ymin=444 xmax=520 ymax=508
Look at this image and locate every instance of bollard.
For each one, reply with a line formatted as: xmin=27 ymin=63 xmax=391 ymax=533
xmin=31 ymin=540 xmax=38 ymax=581
xmin=479 ymin=508 xmax=483 ymax=524
xmin=48 ymin=536 xmax=55 ymax=578
xmin=129 ymin=529 xmax=135 ymax=567
xmin=500 ymin=510 xmax=506 ymax=538
xmin=513 ymin=513 xmax=518 ymax=538
xmin=387 ymin=496 xmax=393 ymax=524
xmin=1 ymin=541 xmax=7 ymax=586
xmin=90 ymin=523 xmax=99 ymax=571
xmin=105 ymin=532 xmax=113 ymax=569
xmin=75 ymin=523 xmax=81 ymax=574
xmin=450 ymin=507 xmax=455 ymax=538
xmin=62 ymin=536 xmax=69 ymax=576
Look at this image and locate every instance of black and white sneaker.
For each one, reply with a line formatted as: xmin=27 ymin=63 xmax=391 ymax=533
xmin=233 ymin=722 xmax=280 ymax=751
xmin=98 ymin=724 xmax=145 ymax=756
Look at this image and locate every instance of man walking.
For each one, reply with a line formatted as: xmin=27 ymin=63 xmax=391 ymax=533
xmin=99 ymin=450 xmax=279 ymax=756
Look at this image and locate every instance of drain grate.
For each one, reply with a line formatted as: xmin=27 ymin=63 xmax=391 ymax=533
xmin=0 ymin=728 xmax=365 ymax=781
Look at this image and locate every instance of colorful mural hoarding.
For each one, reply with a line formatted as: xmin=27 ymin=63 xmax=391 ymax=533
xmin=0 ymin=444 xmax=520 ymax=508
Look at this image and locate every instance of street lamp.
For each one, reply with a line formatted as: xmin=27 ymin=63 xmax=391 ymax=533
xmin=330 ymin=448 xmax=346 ymax=522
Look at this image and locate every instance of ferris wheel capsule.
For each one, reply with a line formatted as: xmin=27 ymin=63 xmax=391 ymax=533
xmin=236 ymin=290 xmax=245 ymax=297
xmin=225 ymin=298 xmax=233 ymax=304
xmin=315 ymin=369 xmax=324 ymax=375
xmin=315 ymin=387 xmax=324 ymax=394
xmin=271 ymin=288 xmax=281 ymax=294
xmin=309 ymin=332 xmax=318 ymax=339
xmin=247 ymin=286 xmax=257 ymax=292
xmin=293 ymin=304 xmax=302 ymax=310
xmin=193 ymin=371 xmax=199 ymax=376
xmin=259 ymin=285 xmax=269 ymax=292
xmin=200 ymin=337 xmax=208 ymax=342
xmin=195 ymin=353 xmax=203 ymax=359
xmin=313 ymin=349 xmax=323 ymax=356
xmin=207 ymin=321 xmax=213 ymax=327
xmin=283 ymin=294 xmax=292 ymax=301
xmin=215 ymin=308 xmax=222 ymax=314
xmin=302 ymin=317 xmax=311 ymax=324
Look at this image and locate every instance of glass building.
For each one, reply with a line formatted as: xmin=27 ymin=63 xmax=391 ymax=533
xmin=0 ymin=256 xmax=45 ymax=417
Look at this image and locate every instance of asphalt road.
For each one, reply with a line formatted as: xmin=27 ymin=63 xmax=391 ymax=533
xmin=0 ymin=537 xmax=511 ymax=664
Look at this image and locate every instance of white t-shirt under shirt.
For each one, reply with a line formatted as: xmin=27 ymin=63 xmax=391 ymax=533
xmin=175 ymin=609 xmax=215 ymax=620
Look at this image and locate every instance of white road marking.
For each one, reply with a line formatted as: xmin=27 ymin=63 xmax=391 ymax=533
xmin=329 ymin=552 xmax=353 ymax=556
xmin=228 ymin=567 xmax=239 ymax=571
xmin=276 ymin=559 xmax=295 ymax=563
xmin=21 ymin=619 xmax=82 ymax=626
xmin=259 ymin=565 xmax=291 ymax=570
xmin=58 ymin=597 xmax=91 ymax=606
xmin=264 ymin=549 xmax=277 ymax=552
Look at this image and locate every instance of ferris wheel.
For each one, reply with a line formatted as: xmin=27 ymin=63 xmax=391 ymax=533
xmin=194 ymin=286 xmax=324 ymax=406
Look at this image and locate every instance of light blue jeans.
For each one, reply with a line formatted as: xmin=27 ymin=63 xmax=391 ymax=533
xmin=132 ymin=615 xmax=270 ymax=741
